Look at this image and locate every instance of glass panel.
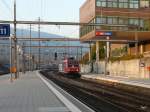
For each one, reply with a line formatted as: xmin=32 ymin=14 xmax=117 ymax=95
xmin=96 ymin=0 xmax=107 ymax=7
xmin=140 ymin=0 xmax=150 ymax=8
xmin=96 ymin=1 xmax=101 ymax=6
xmin=108 ymin=17 xmax=113 ymax=24
xmin=119 ymin=17 xmax=128 ymax=25
xmin=96 ymin=0 xmax=140 ymax=8
xmin=96 ymin=17 xmax=106 ymax=24
xmin=129 ymin=0 xmax=139 ymax=8
xmin=118 ymin=0 xmax=128 ymax=8
xmin=129 ymin=18 xmax=139 ymax=26
xmin=119 ymin=0 xmax=128 ymax=2
xmin=119 ymin=18 xmax=123 ymax=24
xmin=102 ymin=17 xmax=107 ymax=24
xmin=113 ymin=17 xmax=118 ymax=24
xmin=96 ymin=17 xmax=101 ymax=23
xmin=140 ymin=19 xmax=144 ymax=28
xmin=119 ymin=2 xmax=128 ymax=8
xmin=107 ymin=0 xmax=118 ymax=8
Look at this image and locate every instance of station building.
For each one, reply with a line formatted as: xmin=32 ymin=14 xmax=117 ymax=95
xmin=80 ymin=0 xmax=150 ymax=58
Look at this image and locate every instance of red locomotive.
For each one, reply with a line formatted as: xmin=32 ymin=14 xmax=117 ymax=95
xmin=59 ymin=57 xmax=81 ymax=78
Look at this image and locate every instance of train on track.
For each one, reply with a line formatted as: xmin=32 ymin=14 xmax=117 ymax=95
xmin=0 ymin=64 xmax=10 ymax=75
xmin=58 ymin=57 xmax=81 ymax=78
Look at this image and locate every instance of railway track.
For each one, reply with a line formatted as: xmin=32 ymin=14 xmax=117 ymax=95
xmin=40 ymin=71 xmax=150 ymax=112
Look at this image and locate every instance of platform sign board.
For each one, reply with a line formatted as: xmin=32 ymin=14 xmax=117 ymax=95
xmin=96 ymin=31 xmax=112 ymax=36
xmin=0 ymin=24 xmax=10 ymax=37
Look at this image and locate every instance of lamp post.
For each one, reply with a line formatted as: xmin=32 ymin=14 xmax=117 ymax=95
xmin=105 ymin=36 xmax=110 ymax=75
xmin=38 ymin=17 xmax=41 ymax=69
xmin=9 ymin=35 xmax=13 ymax=82
xmin=14 ymin=0 xmax=18 ymax=78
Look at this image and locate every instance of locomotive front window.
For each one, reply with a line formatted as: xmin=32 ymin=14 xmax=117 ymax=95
xmin=68 ymin=64 xmax=72 ymax=67
xmin=67 ymin=60 xmax=77 ymax=67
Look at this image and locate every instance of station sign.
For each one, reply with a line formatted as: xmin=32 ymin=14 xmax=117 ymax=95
xmin=0 ymin=24 xmax=10 ymax=37
xmin=96 ymin=31 xmax=112 ymax=36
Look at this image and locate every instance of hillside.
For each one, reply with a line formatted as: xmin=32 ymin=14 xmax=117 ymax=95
xmin=11 ymin=28 xmax=64 ymax=38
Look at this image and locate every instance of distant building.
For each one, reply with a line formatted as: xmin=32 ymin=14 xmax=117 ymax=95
xmin=80 ymin=0 xmax=150 ymax=56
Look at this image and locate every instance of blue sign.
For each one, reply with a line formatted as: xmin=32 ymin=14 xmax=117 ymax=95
xmin=105 ymin=32 xmax=112 ymax=36
xmin=0 ymin=24 xmax=10 ymax=37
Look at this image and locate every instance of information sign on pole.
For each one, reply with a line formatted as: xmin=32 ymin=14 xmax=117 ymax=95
xmin=0 ymin=24 xmax=10 ymax=37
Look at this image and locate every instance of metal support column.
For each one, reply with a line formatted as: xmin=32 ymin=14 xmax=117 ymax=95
xmin=96 ymin=41 xmax=100 ymax=62
xmin=135 ymin=32 xmax=138 ymax=55
xmin=29 ymin=24 xmax=32 ymax=71
xmin=38 ymin=17 xmax=41 ymax=69
xmin=77 ymin=47 xmax=79 ymax=61
xmin=127 ymin=44 xmax=131 ymax=55
xmin=140 ymin=44 xmax=144 ymax=55
xmin=22 ymin=42 xmax=25 ymax=73
xmin=80 ymin=47 xmax=83 ymax=66
xmin=89 ymin=43 xmax=93 ymax=72
xmin=96 ymin=41 xmax=100 ymax=73
xmin=14 ymin=0 xmax=18 ymax=78
xmin=89 ymin=43 xmax=92 ymax=62
xmin=105 ymin=36 xmax=110 ymax=75
xmin=106 ymin=37 xmax=110 ymax=59
xmin=9 ymin=36 xmax=13 ymax=82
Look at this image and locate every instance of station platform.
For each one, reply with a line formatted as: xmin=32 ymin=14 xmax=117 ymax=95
xmin=82 ymin=74 xmax=150 ymax=89
xmin=0 ymin=71 xmax=94 ymax=112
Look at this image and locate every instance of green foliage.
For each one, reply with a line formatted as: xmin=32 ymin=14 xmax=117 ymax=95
xmin=110 ymin=54 xmax=143 ymax=62
xmin=99 ymin=47 xmax=105 ymax=59
xmin=111 ymin=46 xmax=127 ymax=57
xmin=91 ymin=44 xmax=96 ymax=61
xmin=91 ymin=42 xmax=105 ymax=60
xmin=80 ymin=52 xmax=89 ymax=64
xmin=81 ymin=42 xmax=106 ymax=63
xmin=92 ymin=52 xmax=96 ymax=60
xmin=144 ymin=20 xmax=150 ymax=31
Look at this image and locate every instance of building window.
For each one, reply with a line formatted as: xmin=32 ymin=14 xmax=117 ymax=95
xmin=129 ymin=0 xmax=139 ymax=8
xmin=107 ymin=0 xmax=118 ymax=8
xmin=140 ymin=19 xmax=144 ymax=28
xmin=96 ymin=0 xmax=107 ymax=7
xmin=96 ymin=17 xmax=101 ymax=23
xmin=107 ymin=17 xmax=113 ymax=24
xmin=96 ymin=17 xmax=107 ymax=29
xmin=140 ymin=0 xmax=150 ymax=8
xmin=118 ymin=17 xmax=128 ymax=25
xmin=96 ymin=0 xmax=140 ymax=9
xmin=129 ymin=18 xmax=139 ymax=29
xmin=102 ymin=17 xmax=107 ymax=24
xmin=96 ymin=17 xmax=107 ymax=24
xmin=107 ymin=17 xmax=118 ymax=24
xmin=118 ymin=0 xmax=128 ymax=8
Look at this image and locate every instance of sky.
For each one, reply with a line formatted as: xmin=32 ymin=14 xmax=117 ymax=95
xmin=0 ymin=0 xmax=86 ymax=38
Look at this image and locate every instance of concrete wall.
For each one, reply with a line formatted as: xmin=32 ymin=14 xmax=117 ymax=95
xmin=108 ymin=60 xmax=140 ymax=78
xmin=80 ymin=64 xmax=91 ymax=73
xmin=81 ymin=58 xmax=150 ymax=79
